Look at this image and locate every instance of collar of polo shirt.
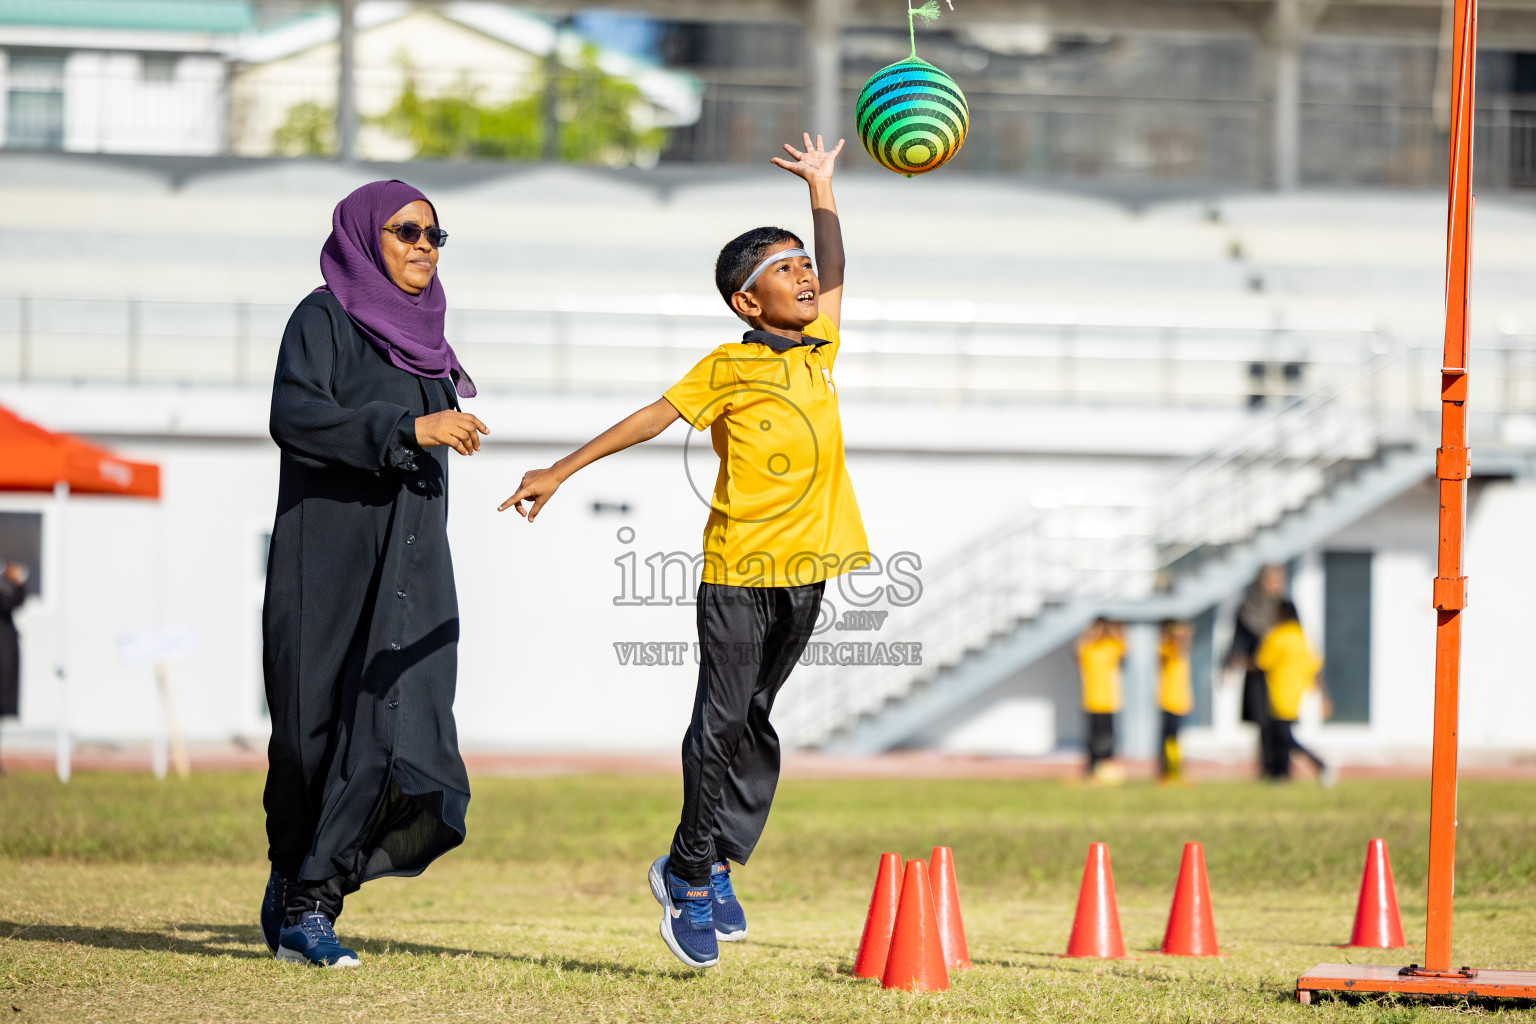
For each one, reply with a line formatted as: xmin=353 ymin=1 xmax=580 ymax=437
xmin=741 ymin=328 xmax=831 ymax=352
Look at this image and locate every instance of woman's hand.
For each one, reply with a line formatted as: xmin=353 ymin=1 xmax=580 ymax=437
xmin=415 ymin=410 xmax=489 ymax=455
xmin=499 ymin=467 xmax=564 ymax=521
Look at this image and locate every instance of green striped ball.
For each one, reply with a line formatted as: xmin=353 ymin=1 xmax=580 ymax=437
xmin=855 ymin=57 xmax=969 ymax=177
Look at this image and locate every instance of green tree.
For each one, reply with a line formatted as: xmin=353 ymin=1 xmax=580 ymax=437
xmin=375 ymin=71 xmax=540 ymax=160
xmin=376 ymin=47 xmax=667 ymax=165
xmin=271 ymin=100 xmax=336 ymax=157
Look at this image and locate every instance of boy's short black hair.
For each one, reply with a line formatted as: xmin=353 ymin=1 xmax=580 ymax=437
xmin=1276 ymin=600 xmax=1300 ymax=623
xmin=715 ymin=226 xmax=805 ymax=306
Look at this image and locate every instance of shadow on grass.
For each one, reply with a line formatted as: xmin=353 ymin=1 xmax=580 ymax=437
xmin=743 ymin=938 xmax=821 ymax=954
xmin=349 ymin=937 xmax=686 ymax=978
xmin=0 ymin=921 xmax=692 ymax=979
xmin=0 ymin=920 xmax=268 ymax=959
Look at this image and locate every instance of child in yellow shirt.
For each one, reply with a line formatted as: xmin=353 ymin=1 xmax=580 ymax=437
xmin=1254 ymin=601 xmax=1334 ymax=783
xmin=1077 ymin=618 xmax=1125 ymax=779
xmin=1158 ymin=621 xmax=1193 ymax=782
xmin=500 ymin=135 xmax=865 ymax=967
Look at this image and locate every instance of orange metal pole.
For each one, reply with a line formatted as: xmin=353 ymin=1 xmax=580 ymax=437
xmin=1295 ymin=4 xmax=1536 ymax=993
xmin=1424 ymin=0 xmax=1477 ymax=975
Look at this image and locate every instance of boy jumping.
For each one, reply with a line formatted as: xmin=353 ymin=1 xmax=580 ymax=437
xmin=499 ymin=134 xmax=867 ymax=969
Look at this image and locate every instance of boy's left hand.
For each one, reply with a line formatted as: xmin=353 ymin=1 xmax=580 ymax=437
xmin=772 ymin=133 xmax=844 ymax=182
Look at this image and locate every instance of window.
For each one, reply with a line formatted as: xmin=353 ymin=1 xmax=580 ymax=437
xmin=1323 ymin=550 xmax=1372 ymax=724
xmin=0 ymin=511 xmax=43 ymax=596
xmin=141 ymin=54 xmax=177 ymax=83
xmin=5 ymin=54 xmax=65 ymax=150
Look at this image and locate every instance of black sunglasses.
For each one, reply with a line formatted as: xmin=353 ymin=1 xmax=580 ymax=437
xmin=383 ymin=221 xmax=449 ymax=248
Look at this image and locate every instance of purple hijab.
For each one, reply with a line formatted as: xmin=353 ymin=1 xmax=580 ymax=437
xmin=319 ymin=179 xmax=475 ymax=398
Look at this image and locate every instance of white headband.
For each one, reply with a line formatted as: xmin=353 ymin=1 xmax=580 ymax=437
xmin=738 ymin=247 xmax=812 ymax=293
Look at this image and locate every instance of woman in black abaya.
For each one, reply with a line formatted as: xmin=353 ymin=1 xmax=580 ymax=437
xmin=260 ymin=180 xmax=488 ymax=967
xmin=1228 ymin=563 xmax=1287 ymax=780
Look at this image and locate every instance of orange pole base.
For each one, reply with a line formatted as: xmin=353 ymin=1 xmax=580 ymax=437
xmin=1295 ymin=964 xmax=1536 ymax=1003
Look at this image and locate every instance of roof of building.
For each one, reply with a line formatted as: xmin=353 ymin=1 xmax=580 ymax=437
xmin=0 ymin=0 xmax=254 ymax=33
xmin=236 ymin=2 xmax=701 ymax=126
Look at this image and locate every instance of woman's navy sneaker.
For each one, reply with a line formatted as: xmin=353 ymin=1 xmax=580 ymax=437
xmin=277 ymin=908 xmax=360 ymax=968
xmin=260 ymin=869 xmax=295 ymax=956
xmin=648 ymin=856 xmax=719 ymax=968
xmin=710 ymin=862 xmax=747 ymax=941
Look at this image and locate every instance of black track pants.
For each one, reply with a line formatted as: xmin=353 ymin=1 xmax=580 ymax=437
xmin=1159 ymin=711 xmax=1185 ymax=778
xmin=1086 ymin=712 xmax=1116 ymax=774
xmin=1265 ymin=717 xmax=1326 ymax=779
xmin=286 ymin=875 xmax=346 ymax=927
xmin=668 ymin=581 xmax=824 ymax=885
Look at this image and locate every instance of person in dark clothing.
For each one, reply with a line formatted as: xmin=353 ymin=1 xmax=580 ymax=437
xmin=0 ymin=560 xmax=29 ymax=772
xmin=260 ymin=179 xmax=489 ymax=969
xmin=1228 ymin=564 xmax=1286 ymax=779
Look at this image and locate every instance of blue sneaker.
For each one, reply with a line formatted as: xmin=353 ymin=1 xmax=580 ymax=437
xmin=648 ymin=856 xmax=719 ymax=968
xmin=710 ymin=861 xmax=747 ymax=942
xmin=277 ymin=908 xmax=360 ymax=968
xmin=260 ymin=868 xmax=294 ymax=957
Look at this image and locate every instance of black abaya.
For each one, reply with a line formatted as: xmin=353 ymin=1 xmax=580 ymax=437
xmin=262 ymin=290 xmax=469 ymax=895
xmin=1229 ymin=617 xmax=1275 ymax=777
xmin=0 ymin=576 xmax=22 ymax=718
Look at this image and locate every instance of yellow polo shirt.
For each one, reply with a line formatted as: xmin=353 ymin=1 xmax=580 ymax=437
xmin=1255 ymin=621 xmax=1323 ymax=720
xmin=664 ymin=314 xmax=869 ymax=588
xmin=1079 ymin=635 xmax=1125 ymax=713
xmin=1159 ymin=637 xmax=1193 ymax=716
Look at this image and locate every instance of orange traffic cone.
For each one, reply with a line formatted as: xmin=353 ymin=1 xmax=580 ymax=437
xmin=881 ymin=859 xmax=950 ymax=991
xmin=1063 ymin=842 xmax=1127 ymax=958
xmin=927 ymin=846 xmax=971 ymax=970
xmin=1160 ymin=841 xmax=1219 ymax=956
xmin=1345 ymin=838 xmax=1405 ymax=948
xmin=854 ymin=853 xmax=904 ymax=978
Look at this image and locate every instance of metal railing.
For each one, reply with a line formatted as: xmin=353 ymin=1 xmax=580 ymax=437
xmin=0 ymin=292 xmax=1410 ymax=407
xmin=771 ymin=342 xmax=1528 ymax=747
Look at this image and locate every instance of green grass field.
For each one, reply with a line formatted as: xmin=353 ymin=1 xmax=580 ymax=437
xmin=2 ymin=772 xmax=1535 ymax=1022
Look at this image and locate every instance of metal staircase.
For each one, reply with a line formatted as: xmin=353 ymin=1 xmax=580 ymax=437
xmin=774 ymin=348 xmax=1456 ymax=754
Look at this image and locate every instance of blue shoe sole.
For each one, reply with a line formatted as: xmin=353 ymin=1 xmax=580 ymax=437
xmin=648 ymin=856 xmax=718 ymax=969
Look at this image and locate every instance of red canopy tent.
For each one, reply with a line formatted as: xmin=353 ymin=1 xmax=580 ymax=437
xmin=0 ymin=404 xmax=160 ymax=498
xmin=0 ymin=402 xmax=160 ymax=781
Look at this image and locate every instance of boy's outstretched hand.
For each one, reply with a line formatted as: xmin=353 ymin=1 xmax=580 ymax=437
xmin=499 ymin=467 xmax=563 ymax=522
xmin=772 ymin=134 xmax=844 ymax=182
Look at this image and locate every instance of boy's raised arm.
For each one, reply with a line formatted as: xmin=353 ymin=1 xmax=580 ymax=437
xmin=498 ymin=397 xmax=680 ymax=521
xmin=772 ymin=133 xmax=846 ymax=329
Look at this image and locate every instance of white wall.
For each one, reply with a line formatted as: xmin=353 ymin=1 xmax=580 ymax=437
xmin=4 ymin=384 xmax=1534 ymax=757
xmin=63 ymin=52 xmax=225 ymax=156
xmin=0 ymin=384 xmax=1173 ymax=751
xmin=1460 ymin=480 xmax=1536 ymax=750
